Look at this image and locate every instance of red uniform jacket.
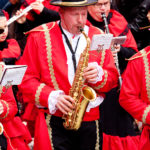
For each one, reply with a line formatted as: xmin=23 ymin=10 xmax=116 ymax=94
xmin=0 ymin=87 xmax=31 ymax=150
xmin=18 ymin=21 xmax=118 ymax=149
xmin=119 ymin=46 xmax=150 ymax=150
xmin=108 ymin=9 xmax=138 ymax=52
xmin=0 ymin=39 xmax=20 ymax=61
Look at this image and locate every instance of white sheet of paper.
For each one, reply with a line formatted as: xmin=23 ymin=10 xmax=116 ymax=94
xmin=0 ymin=65 xmax=27 ymax=86
xmin=90 ymin=33 xmax=113 ymax=50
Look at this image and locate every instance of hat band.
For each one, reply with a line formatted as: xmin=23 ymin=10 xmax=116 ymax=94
xmin=53 ymin=0 xmax=88 ymax=6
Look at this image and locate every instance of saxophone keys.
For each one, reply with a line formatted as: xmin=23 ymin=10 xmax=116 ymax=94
xmin=68 ymin=112 xmax=72 ymax=116
xmin=73 ymin=92 xmax=78 ymax=97
xmin=79 ymin=77 xmax=82 ymax=81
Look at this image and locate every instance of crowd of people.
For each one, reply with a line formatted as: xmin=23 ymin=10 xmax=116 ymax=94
xmin=0 ymin=0 xmax=150 ymax=149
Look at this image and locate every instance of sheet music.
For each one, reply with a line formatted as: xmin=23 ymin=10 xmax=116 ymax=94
xmin=0 ymin=65 xmax=27 ymax=86
xmin=111 ymin=36 xmax=127 ymax=45
xmin=90 ymin=33 xmax=113 ymax=51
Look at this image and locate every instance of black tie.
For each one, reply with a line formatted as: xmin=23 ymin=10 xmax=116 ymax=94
xmin=59 ymin=22 xmax=80 ymax=73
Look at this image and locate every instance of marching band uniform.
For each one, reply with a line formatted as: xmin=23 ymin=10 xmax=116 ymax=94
xmin=119 ymin=45 xmax=150 ymax=150
xmin=0 ymin=85 xmax=31 ymax=150
xmin=0 ymin=10 xmax=31 ymax=149
xmin=18 ymin=19 xmax=118 ymax=149
xmin=88 ymin=8 xmax=139 ymax=150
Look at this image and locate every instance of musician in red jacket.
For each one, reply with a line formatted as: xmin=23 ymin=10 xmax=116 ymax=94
xmin=87 ymin=0 xmax=139 ymax=150
xmin=119 ymin=45 xmax=150 ymax=150
xmin=0 ymin=9 xmax=20 ymax=65
xmin=0 ymin=63 xmax=31 ymax=150
xmin=17 ymin=0 xmax=119 ymax=149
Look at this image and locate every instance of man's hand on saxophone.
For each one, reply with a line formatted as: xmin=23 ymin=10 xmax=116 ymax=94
xmin=83 ymin=62 xmax=104 ymax=83
xmin=56 ymin=95 xmax=75 ymax=115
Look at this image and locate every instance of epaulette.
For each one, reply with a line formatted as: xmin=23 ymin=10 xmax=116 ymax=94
xmin=25 ymin=22 xmax=56 ymax=35
xmin=127 ymin=48 xmax=150 ymax=61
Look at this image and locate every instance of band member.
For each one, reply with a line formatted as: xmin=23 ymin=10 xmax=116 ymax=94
xmin=17 ymin=0 xmax=118 ymax=149
xmin=120 ymin=6 xmax=150 ymax=150
xmin=0 ymin=9 xmax=20 ymax=65
xmin=119 ymin=45 xmax=150 ymax=150
xmin=6 ymin=0 xmax=60 ymax=54
xmin=0 ymin=63 xmax=31 ymax=150
xmin=87 ymin=0 xmax=139 ymax=149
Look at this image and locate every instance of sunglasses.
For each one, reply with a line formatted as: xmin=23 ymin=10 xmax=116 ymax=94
xmin=0 ymin=28 xmax=4 ymax=34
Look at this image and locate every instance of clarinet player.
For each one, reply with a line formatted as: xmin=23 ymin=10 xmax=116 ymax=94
xmin=17 ymin=0 xmax=119 ymax=149
xmin=88 ymin=0 xmax=139 ymax=150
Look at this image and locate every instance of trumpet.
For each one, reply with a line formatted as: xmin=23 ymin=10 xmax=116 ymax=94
xmin=7 ymin=0 xmax=44 ymax=26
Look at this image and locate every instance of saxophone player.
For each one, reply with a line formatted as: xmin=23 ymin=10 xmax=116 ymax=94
xmin=17 ymin=0 xmax=118 ymax=149
xmin=88 ymin=0 xmax=139 ymax=150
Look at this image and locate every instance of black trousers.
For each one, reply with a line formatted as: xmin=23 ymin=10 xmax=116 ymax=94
xmin=100 ymin=87 xmax=138 ymax=137
xmin=0 ymin=134 xmax=7 ymax=150
xmin=49 ymin=115 xmax=102 ymax=150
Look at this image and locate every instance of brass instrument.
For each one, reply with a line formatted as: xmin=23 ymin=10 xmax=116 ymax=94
xmin=102 ymin=13 xmax=122 ymax=88
xmin=63 ymin=28 xmax=97 ymax=130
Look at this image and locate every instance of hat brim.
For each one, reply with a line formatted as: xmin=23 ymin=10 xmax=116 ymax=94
xmin=50 ymin=0 xmax=97 ymax=7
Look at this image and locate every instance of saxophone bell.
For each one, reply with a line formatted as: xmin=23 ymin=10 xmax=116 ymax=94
xmin=63 ymin=86 xmax=96 ymax=130
xmin=82 ymin=86 xmax=96 ymax=102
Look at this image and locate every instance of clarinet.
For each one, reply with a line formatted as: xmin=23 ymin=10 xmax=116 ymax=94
xmin=101 ymin=13 xmax=122 ymax=88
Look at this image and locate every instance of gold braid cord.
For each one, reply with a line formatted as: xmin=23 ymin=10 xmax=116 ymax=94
xmin=141 ymin=49 xmax=150 ymax=124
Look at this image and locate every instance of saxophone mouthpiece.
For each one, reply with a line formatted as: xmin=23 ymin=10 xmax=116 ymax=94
xmin=78 ymin=26 xmax=83 ymax=33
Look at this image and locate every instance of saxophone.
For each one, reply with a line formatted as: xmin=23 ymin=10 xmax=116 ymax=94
xmin=63 ymin=28 xmax=97 ymax=130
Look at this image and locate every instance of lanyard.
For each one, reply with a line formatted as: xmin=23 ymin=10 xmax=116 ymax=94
xmin=59 ymin=22 xmax=80 ymax=73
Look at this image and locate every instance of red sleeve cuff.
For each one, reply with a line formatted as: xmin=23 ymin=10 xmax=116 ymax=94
xmin=35 ymin=83 xmax=50 ymax=108
xmin=90 ymin=70 xmax=108 ymax=90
